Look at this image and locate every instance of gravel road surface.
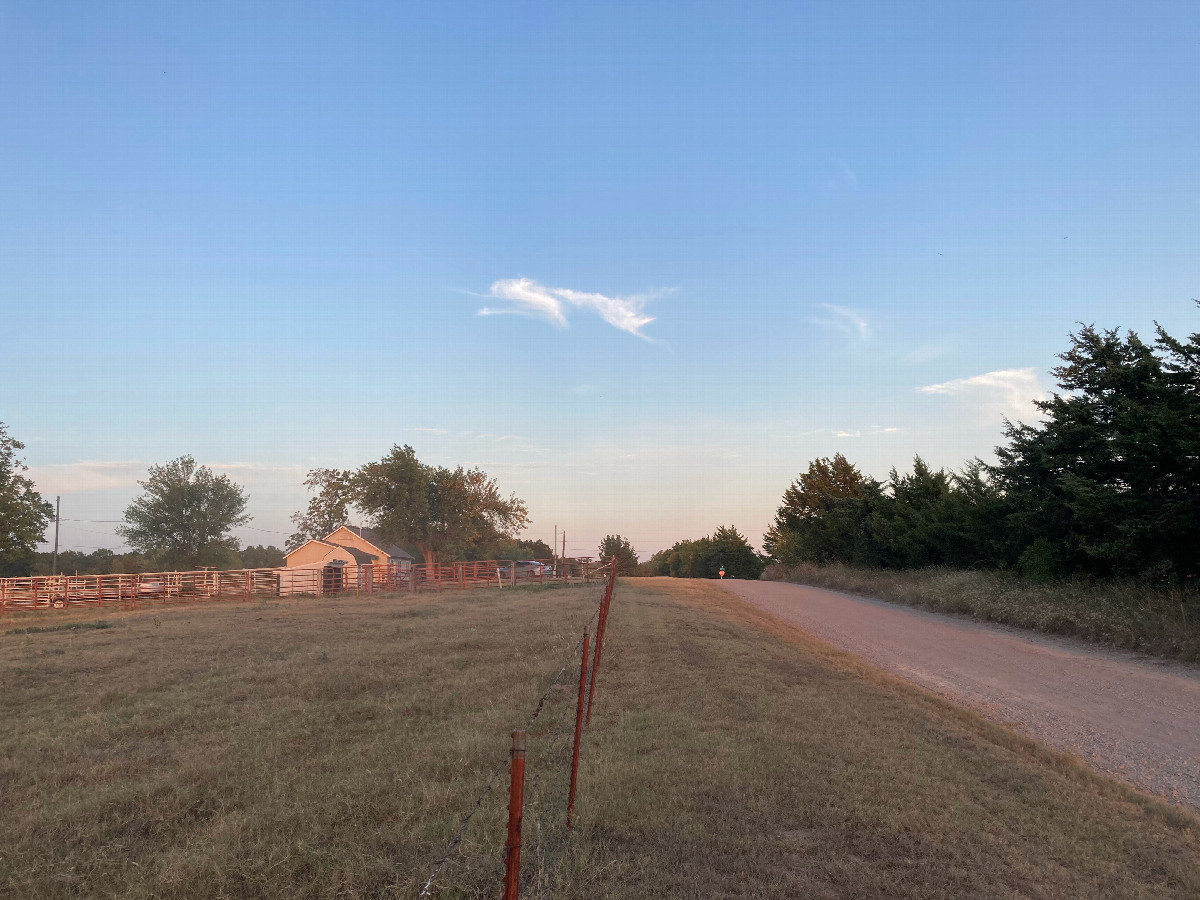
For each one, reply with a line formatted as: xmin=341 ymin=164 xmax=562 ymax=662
xmin=721 ymin=579 xmax=1200 ymax=808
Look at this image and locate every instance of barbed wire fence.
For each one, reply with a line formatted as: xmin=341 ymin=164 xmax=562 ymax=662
xmin=417 ymin=560 xmax=618 ymax=900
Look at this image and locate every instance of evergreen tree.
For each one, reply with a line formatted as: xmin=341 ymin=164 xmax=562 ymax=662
xmin=994 ymin=315 xmax=1200 ymax=579
xmin=763 ymin=454 xmax=880 ymax=565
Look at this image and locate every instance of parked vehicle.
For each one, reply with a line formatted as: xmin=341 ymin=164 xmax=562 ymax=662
xmin=497 ymin=560 xmax=552 ymax=578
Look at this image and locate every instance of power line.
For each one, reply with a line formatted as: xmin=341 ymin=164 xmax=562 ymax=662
xmin=60 ymin=526 xmax=121 ymax=538
xmin=58 ymin=517 xmax=292 ymax=538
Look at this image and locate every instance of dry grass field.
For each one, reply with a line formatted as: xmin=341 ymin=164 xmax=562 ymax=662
xmin=763 ymin=562 xmax=1200 ymax=663
xmin=2 ymin=578 xmax=1198 ymax=898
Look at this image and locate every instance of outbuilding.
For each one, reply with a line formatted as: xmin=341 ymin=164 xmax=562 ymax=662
xmin=280 ymin=526 xmax=415 ymax=595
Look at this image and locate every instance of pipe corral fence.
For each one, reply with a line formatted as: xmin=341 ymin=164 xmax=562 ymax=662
xmin=0 ymin=558 xmax=610 ymax=612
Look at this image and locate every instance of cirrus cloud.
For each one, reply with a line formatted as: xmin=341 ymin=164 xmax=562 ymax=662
xmin=26 ymin=460 xmax=145 ymax=494
xmin=477 ymin=278 xmax=660 ymax=338
xmin=919 ymin=368 xmax=1046 ymax=422
xmin=811 ymin=303 xmax=870 ymax=340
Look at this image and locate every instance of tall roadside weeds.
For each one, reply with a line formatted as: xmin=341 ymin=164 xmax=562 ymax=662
xmin=762 ymin=563 xmax=1200 ymax=664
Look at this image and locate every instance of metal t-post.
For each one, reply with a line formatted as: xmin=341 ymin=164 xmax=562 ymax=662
xmin=502 ymin=730 xmax=527 ymax=900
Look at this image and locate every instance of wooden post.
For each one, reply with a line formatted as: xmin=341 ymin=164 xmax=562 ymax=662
xmin=567 ymin=629 xmax=590 ymax=829
xmin=52 ymin=496 xmax=60 ymax=575
xmin=503 ymin=730 xmax=527 ymax=900
xmin=245 ymin=570 xmax=252 ymax=601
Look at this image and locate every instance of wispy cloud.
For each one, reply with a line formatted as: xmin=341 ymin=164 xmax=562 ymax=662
xmin=833 ymin=430 xmax=861 ymax=438
xmin=26 ymin=460 xmax=306 ymax=493
xmin=206 ymin=462 xmax=306 ymax=473
xmin=410 ymin=426 xmax=449 ymax=435
xmin=919 ymin=368 xmax=1046 ymax=421
xmin=27 ymin=460 xmax=144 ymax=493
xmin=478 ymin=278 xmax=660 ymax=338
xmin=812 ymin=303 xmax=870 ymax=340
xmin=824 ymin=158 xmax=859 ymax=193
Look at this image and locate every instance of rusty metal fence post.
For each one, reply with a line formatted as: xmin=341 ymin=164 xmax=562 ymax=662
xmin=413 ymin=564 xmax=623 ymax=897
xmin=585 ymin=559 xmax=617 ymax=726
xmin=503 ymin=729 xmax=527 ymax=900
xmin=567 ymin=628 xmax=590 ymax=829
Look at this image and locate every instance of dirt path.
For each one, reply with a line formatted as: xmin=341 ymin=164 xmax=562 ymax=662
xmin=720 ymin=579 xmax=1200 ymax=809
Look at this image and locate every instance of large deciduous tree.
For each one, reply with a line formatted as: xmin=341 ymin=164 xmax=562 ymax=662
xmin=117 ymin=456 xmax=251 ymax=570
xmin=290 ymin=445 xmax=529 ymax=566
xmin=356 ymin=446 xmax=528 ymax=565
xmin=0 ymin=422 xmax=54 ymax=577
xmin=286 ymin=468 xmax=355 ymax=551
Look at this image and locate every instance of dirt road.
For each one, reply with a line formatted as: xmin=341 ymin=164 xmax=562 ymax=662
xmin=721 ymin=579 xmax=1200 ymax=808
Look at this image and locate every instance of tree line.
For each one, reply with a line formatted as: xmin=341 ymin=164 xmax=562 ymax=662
xmin=0 ymin=437 xmax=546 ymax=576
xmin=638 ymin=526 xmax=764 ymax=579
xmin=27 ymin=544 xmax=287 ymax=577
xmin=765 ymin=315 xmax=1200 ymax=583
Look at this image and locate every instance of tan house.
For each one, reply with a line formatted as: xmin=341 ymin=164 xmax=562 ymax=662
xmin=280 ymin=526 xmax=415 ymax=595
xmin=284 ymin=526 xmax=415 ymax=570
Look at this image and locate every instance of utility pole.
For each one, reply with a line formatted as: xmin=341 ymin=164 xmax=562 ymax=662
xmin=553 ymin=524 xmax=557 ymax=575
xmin=52 ymin=496 xmax=61 ymax=576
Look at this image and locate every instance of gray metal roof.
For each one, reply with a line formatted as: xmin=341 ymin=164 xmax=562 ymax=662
xmin=342 ymin=525 xmax=415 ymax=561
xmin=335 ymin=545 xmax=378 ymax=565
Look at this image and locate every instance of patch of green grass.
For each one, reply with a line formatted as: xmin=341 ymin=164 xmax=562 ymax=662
xmin=5 ymin=620 xmax=119 ymax=636
xmin=765 ymin=562 xmax=1200 ymax=663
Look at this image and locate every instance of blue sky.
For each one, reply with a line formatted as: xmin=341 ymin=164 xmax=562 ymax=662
xmin=2 ymin=1 xmax=1197 ymax=559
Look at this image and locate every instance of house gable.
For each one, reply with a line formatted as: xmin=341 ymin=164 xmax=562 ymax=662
xmin=284 ymin=539 xmax=341 ymax=568
xmin=284 ymin=538 xmax=375 ymax=568
xmin=324 ymin=525 xmax=414 ymax=564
